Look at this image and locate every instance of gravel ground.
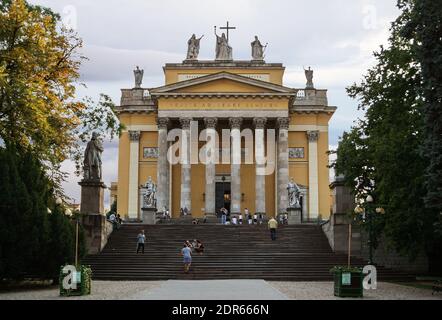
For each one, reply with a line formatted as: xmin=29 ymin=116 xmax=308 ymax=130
xmin=0 ymin=280 xmax=441 ymax=300
xmin=0 ymin=281 xmax=164 ymax=300
xmin=269 ymin=281 xmax=442 ymax=300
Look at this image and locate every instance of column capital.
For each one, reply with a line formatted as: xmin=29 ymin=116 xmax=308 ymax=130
xmin=204 ymin=117 xmax=218 ymax=129
xmin=277 ymin=117 xmax=290 ymax=130
xmin=306 ymin=130 xmax=319 ymax=142
xmin=229 ymin=117 xmax=243 ymax=129
xmin=157 ymin=117 xmax=169 ymax=130
xmin=179 ymin=117 xmax=192 ymax=129
xmin=129 ymin=130 xmax=140 ymax=141
xmin=253 ymin=117 xmax=267 ymax=129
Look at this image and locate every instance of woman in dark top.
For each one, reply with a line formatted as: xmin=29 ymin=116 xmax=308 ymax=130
xmin=194 ymin=240 xmax=204 ymax=255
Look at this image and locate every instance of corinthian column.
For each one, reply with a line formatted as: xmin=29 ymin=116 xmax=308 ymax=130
xmin=277 ymin=118 xmax=290 ymax=214
xmin=156 ymin=118 xmax=169 ymax=213
xmin=128 ymin=130 xmax=141 ymax=220
xmin=230 ymin=117 xmax=243 ymax=214
xmin=254 ymin=117 xmax=267 ymax=215
xmin=204 ymin=117 xmax=217 ymax=216
xmin=180 ymin=118 xmax=192 ymax=213
xmin=307 ymin=130 xmax=320 ymax=219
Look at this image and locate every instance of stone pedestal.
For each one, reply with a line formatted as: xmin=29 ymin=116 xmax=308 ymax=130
xmin=79 ymin=180 xmax=107 ymax=214
xmin=288 ymin=207 xmax=302 ymax=225
xmin=81 ymin=214 xmax=113 ymax=254
xmin=142 ymin=207 xmax=157 ymax=225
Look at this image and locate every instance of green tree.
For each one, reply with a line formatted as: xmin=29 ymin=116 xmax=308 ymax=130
xmin=0 ymin=145 xmax=51 ymax=279
xmin=333 ymin=0 xmax=441 ymax=266
xmin=46 ymin=204 xmax=74 ymax=280
xmin=0 ymin=0 xmax=122 ymax=194
xmin=407 ymin=0 xmax=442 ymax=271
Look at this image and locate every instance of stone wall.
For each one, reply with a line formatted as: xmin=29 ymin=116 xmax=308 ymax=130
xmin=359 ymin=232 xmax=429 ymax=274
xmin=81 ymin=214 xmax=113 ymax=255
xmin=321 ymin=213 xmax=361 ymax=256
xmin=325 ymin=175 xmax=429 ymax=274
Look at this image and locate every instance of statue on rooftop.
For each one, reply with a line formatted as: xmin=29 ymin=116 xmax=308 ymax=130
xmin=215 ymin=28 xmax=232 ymax=60
xmin=186 ymin=34 xmax=204 ymax=60
xmin=304 ymin=66 xmax=314 ymax=89
xmin=134 ymin=66 xmax=144 ymax=88
xmin=251 ymin=36 xmax=267 ymax=60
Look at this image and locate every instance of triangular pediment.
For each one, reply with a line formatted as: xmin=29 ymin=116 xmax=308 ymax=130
xmin=150 ymin=72 xmax=296 ymax=96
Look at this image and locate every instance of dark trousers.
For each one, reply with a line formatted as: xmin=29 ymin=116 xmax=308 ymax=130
xmin=136 ymin=243 xmax=145 ymax=253
xmin=270 ymin=228 xmax=276 ymax=241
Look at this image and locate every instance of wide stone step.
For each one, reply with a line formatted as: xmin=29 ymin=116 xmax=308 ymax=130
xmin=84 ymin=224 xmax=412 ymax=281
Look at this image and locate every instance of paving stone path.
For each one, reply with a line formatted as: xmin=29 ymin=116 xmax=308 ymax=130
xmin=0 ymin=280 xmax=440 ymax=300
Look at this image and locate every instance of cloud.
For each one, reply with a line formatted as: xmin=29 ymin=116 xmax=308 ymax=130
xmin=26 ymin=0 xmax=400 ymax=205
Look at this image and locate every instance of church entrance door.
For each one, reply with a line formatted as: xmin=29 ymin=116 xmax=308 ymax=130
xmin=215 ymin=176 xmax=231 ymax=215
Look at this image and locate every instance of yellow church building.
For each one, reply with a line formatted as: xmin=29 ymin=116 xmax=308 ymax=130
xmin=115 ymin=33 xmax=336 ymax=222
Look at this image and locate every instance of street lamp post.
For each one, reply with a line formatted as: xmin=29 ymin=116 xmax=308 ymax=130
xmin=366 ymin=195 xmax=374 ymax=265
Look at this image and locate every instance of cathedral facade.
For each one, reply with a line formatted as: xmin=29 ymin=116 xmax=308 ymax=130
xmin=115 ymin=35 xmax=336 ymax=221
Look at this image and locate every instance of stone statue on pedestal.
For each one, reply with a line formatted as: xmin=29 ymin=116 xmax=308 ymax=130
xmin=304 ymin=66 xmax=314 ymax=89
xmin=186 ymin=34 xmax=204 ymax=60
xmin=83 ymin=132 xmax=103 ymax=181
xmin=79 ymin=131 xmax=106 ymax=215
xmin=288 ymin=178 xmax=301 ymax=208
xmin=134 ymin=66 xmax=144 ymax=88
xmin=142 ymin=176 xmax=157 ymax=208
xmin=214 ymin=28 xmax=232 ymax=60
xmin=251 ymin=36 xmax=267 ymax=60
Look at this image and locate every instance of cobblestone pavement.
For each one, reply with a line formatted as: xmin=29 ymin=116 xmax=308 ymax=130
xmin=0 ymin=281 xmax=164 ymax=300
xmin=269 ymin=281 xmax=442 ymax=300
xmin=0 ymin=280 xmax=440 ymax=300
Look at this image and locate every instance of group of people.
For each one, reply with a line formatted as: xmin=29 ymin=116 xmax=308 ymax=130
xmin=181 ymin=239 xmax=205 ymax=273
xmin=161 ymin=206 xmax=171 ymax=221
xmin=219 ymin=207 xmax=265 ymax=225
xmin=108 ymin=212 xmax=122 ymax=230
xmin=279 ymin=213 xmax=289 ymax=225
xmin=179 ymin=207 xmax=190 ymax=216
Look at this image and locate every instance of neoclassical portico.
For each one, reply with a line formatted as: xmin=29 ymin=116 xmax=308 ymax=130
xmin=115 ymin=60 xmax=336 ymax=221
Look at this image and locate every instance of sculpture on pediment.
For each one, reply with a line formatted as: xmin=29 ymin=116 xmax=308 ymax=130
xmin=251 ymin=36 xmax=267 ymax=60
xmin=186 ymin=34 xmax=204 ymax=60
xmin=134 ymin=66 xmax=144 ymax=88
xmin=215 ymin=28 xmax=232 ymax=60
xmin=304 ymin=66 xmax=314 ymax=89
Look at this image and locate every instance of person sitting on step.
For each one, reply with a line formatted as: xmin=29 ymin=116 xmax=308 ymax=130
xmin=194 ymin=239 xmax=204 ymax=255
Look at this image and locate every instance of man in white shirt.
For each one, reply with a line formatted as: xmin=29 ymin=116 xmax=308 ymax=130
xmin=232 ymin=216 xmax=238 ymax=225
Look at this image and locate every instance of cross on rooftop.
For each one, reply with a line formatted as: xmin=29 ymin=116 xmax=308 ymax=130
xmin=219 ymin=21 xmax=236 ymax=43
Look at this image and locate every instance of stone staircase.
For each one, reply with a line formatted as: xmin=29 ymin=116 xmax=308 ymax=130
xmin=83 ymin=224 xmax=413 ymax=281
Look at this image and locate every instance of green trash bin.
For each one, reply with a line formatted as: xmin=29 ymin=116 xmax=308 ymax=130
xmin=331 ymin=267 xmax=363 ymax=298
xmin=59 ymin=265 xmax=92 ymax=297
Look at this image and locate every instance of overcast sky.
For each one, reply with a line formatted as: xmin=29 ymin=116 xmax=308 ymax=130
xmin=28 ymin=0 xmax=400 ymax=208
